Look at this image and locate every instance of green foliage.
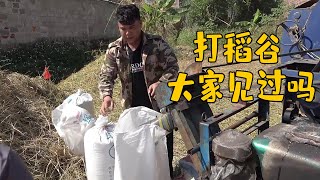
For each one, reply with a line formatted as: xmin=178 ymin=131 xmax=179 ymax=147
xmin=138 ymin=0 xmax=287 ymax=48
xmin=0 ymin=38 xmax=110 ymax=83
xmin=140 ymin=0 xmax=190 ymax=40
xmin=184 ymin=0 xmax=210 ymax=28
xmin=186 ymin=0 xmax=253 ymax=28
xmin=185 ymin=0 xmax=283 ymax=30
xmin=234 ymin=0 xmax=289 ymax=34
xmin=175 ymin=27 xmax=197 ymax=47
xmin=259 ymin=1 xmax=291 ymax=25
xmin=235 ymin=9 xmax=262 ymax=33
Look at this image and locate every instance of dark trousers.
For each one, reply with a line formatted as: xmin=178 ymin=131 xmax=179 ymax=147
xmin=0 ymin=144 xmax=33 ymax=180
xmin=167 ymin=131 xmax=174 ymax=178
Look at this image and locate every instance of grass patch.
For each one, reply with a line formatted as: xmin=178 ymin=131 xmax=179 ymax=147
xmin=0 ymin=70 xmax=86 ymax=180
xmin=0 ymin=38 xmax=112 ymax=83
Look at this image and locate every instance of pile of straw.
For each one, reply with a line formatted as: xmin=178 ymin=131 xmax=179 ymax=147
xmin=0 ymin=70 xmax=86 ymax=180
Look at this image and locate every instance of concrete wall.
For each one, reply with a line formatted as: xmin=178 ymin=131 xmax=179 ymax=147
xmin=0 ymin=0 xmax=120 ymax=46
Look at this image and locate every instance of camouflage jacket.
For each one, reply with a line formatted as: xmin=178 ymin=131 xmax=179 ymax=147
xmin=98 ymin=31 xmax=179 ymax=111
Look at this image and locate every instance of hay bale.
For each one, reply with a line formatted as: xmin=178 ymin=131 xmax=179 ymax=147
xmin=0 ymin=70 xmax=86 ymax=180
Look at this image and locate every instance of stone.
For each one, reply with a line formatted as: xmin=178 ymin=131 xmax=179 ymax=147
xmin=12 ymin=8 xmax=18 ymax=13
xmin=10 ymin=27 xmax=18 ymax=32
xmin=19 ymin=9 xmax=25 ymax=14
xmin=0 ymin=1 xmax=5 ymax=7
xmin=12 ymin=2 xmax=19 ymax=8
xmin=0 ymin=29 xmax=10 ymax=38
xmin=0 ymin=14 xmax=7 ymax=20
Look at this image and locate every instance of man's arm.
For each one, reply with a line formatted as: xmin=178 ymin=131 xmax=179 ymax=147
xmin=158 ymin=39 xmax=180 ymax=82
xmin=98 ymin=45 xmax=118 ymax=100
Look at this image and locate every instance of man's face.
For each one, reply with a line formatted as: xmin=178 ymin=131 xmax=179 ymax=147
xmin=118 ymin=20 xmax=142 ymax=44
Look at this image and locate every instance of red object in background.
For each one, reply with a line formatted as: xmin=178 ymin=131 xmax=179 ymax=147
xmin=42 ymin=66 xmax=52 ymax=80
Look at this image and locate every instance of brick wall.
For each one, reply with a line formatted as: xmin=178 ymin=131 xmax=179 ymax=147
xmin=0 ymin=0 xmax=120 ymax=46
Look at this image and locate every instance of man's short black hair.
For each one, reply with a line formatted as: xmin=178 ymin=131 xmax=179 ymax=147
xmin=116 ymin=4 xmax=141 ymax=25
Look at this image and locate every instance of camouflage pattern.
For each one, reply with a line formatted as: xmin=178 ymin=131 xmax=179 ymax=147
xmin=98 ymin=31 xmax=179 ymax=111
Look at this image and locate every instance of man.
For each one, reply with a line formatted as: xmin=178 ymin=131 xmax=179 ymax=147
xmin=0 ymin=144 xmax=33 ymax=180
xmin=98 ymin=4 xmax=179 ymax=178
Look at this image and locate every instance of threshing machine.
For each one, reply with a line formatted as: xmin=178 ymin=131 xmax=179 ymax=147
xmin=154 ymin=1 xmax=320 ymax=179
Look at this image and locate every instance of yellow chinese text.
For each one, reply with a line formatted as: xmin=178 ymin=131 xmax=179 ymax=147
xmin=255 ymin=33 xmax=280 ymax=64
xmin=235 ymin=31 xmax=253 ymax=63
xmin=229 ymin=71 xmax=254 ymax=102
xmin=207 ymin=34 xmax=223 ymax=63
xmin=168 ymin=72 xmax=195 ymax=102
xmin=194 ymin=31 xmax=208 ymax=62
xmin=287 ymin=71 xmax=315 ymax=102
xmin=257 ymin=69 xmax=286 ymax=101
xmin=223 ymin=32 xmax=236 ymax=64
xmin=199 ymin=69 xmax=225 ymax=102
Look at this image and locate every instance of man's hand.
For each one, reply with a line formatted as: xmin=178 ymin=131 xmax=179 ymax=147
xmin=100 ymin=96 xmax=114 ymax=116
xmin=148 ymin=81 xmax=160 ymax=98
